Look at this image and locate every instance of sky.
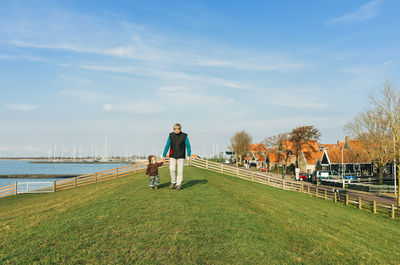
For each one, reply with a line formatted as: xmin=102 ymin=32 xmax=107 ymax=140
xmin=0 ymin=0 xmax=399 ymax=157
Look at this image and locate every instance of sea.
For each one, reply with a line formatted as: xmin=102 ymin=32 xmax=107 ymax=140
xmin=0 ymin=160 xmax=130 ymax=187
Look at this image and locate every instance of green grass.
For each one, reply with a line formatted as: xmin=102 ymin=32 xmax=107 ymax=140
xmin=1 ymin=167 xmax=400 ymax=264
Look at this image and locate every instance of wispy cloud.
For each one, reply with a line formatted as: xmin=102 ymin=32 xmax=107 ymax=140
xmin=102 ymin=102 xmax=160 ymax=114
xmin=326 ymin=0 xmax=382 ymax=25
xmin=64 ymin=62 xmax=258 ymax=91
xmin=195 ymin=58 xmax=306 ymax=71
xmin=5 ymin=104 xmax=37 ymax=111
xmin=60 ymin=89 xmax=109 ymax=101
xmin=0 ymin=54 xmax=44 ymax=62
xmin=158 ymin=86 xmax=190 ymax=92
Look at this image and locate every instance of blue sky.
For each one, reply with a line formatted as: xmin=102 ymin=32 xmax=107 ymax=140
xmin=0 ymin=0 xmax=399 ymax=157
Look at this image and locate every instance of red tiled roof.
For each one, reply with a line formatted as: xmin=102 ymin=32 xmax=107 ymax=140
xmin=254 ymin=154 xmax=266 ymax=161
xmin=267 ymin=152 xmax=280 ymax=163
xmin=325 ymin=140 xmax=370 ymax=164
xmin=249 ymin=143 xmax=267 ymax=152
xmin=303 ymin=150 xmax=323 ymax=165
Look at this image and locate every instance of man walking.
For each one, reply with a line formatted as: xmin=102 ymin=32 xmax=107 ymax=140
xmin=162 ymin=123 xmax=191 ymax=190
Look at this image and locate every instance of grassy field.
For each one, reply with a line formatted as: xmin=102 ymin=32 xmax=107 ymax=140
xmin=1 ymin=166 xmax=400 ymax=264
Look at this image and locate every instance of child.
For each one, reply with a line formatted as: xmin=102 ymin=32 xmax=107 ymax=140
xmin=146 ymin=155 xmax=164 ymax=189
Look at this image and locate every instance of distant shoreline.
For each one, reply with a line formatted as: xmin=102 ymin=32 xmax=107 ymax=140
xmin=0 ymin=174 xmax=79 ymax=179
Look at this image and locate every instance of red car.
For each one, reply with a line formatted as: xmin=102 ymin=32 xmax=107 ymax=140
xmin=259 ymin=168 xmax=268 ymax=172
xmin=298 ymin=173 xmax=308 ymax=181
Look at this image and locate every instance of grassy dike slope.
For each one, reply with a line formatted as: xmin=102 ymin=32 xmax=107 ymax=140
xmin=1 ymin=166 xmax=400 ymax=264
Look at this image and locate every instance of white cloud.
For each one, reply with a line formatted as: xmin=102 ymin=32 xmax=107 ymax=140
xmin=195 ymin=58 xmax=306 ymax=71
xmin=60 ymin=89 xmax=108 ymax=101
xmin=326 ymin=0 xmax=382 ymax=25
xmin=0 ymin=54 xmax=44 ymax=61
xmin=5 ymin=104 xmax=37 ymax=111
xmin=102 ymin=102 xmax=160 ymax=114
xmin=158 ymin=86 xmax=189 ymax=92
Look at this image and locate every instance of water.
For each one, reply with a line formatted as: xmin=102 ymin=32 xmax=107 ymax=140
xmin=0 ymin=160 xmax=129 ymax=187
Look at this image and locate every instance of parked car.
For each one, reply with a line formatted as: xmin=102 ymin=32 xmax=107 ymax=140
xmin=260 ymin=168 xmax=268 ymax=172
xmin=298 ymin=173 xmax=308 ymax=181
xmin=343 ymin=175 xmax=356 ymax=180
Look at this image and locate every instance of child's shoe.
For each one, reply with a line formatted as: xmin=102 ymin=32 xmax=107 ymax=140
xmin=176 ymin=185 xmax=181 ymax=191
xmin=154 ymin=185 xmax=158 ymax=190
xmin=169 ymin=183 xmax=175 ymax=190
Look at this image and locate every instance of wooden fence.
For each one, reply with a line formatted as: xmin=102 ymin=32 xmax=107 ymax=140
xmin=0 ymin=160 xmax=168 ymax=198
xmin=190 ymin=157 xmax=400 ymax=220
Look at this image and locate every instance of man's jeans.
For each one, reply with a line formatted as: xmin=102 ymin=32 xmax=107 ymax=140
xmin=169 ymin=158 xmax=184 ymax=186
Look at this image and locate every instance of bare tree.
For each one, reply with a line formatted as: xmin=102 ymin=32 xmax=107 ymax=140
xmin=262 ymin=133 xmax=289 ymax=168
xmin=370 ymin=81 xmax=400 ymax=205
xmin=229 ymin=130 xmax=252 ymax=166
xmin=345 ymin=108 xmax=394 ymax=184
xmin=288 ymin=126 xmax=321 ymax=167
xmin=262 ymin=133 xmax=288 ymax=150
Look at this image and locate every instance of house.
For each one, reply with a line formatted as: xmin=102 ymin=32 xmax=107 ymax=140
xmin=271 ymin=140 xmax=321 ymax=173
xmin=243 ymin=144 xmax=267 ymax=168
xmin=319 ymin=137 xmax=372 ymax=176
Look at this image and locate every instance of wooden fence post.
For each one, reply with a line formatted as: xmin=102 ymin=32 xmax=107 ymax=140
xmin=334 ymin=192 xmax=337 ymax=203
xmin=267 ymin=176 xmax=270 ymax=185
xmin=301 ymin=183 xmax=304 ymax=192
xmin=315 ymin=187 xmax=318 ymax=198
xmin=324 ymin=190 xmax=327 ymax=200
xmin=358 ymin=197 xmax=362 ymax=210
xmin=115 ymin=168 xmax=118 ymax=178
xmin=221 ymin=164 xmax=224 ymax=174
xmin=373 ymin=200 xmax=376 ymax=214
xmin=53 ymin=181 xmax=56 ymax=192
xmin=236 ymin=167 xmax=239 ymax=177
xmin=74 ymin=177 xmax=77 ymax=188
xmin=391 ymin=205 xmax=395 ymax=219
xmin=220 ymin=164 xmax=223 ymax=173
xmin=345 ymin=194 xmax=349 ymax=206
xmin=282 ymin=179 xmax=285 ymax=190
xmin=251 ymin=172 xmax=254 ymax=182
xmin=15 ymin=181 xmax=18 ymax=195
xmin=94 ymin=173 xmax=98 ymax=183
xmin=206 ymin=160 xmax=209 ymax=170
xmin=307 ymin=186 xmax=310 ymax=195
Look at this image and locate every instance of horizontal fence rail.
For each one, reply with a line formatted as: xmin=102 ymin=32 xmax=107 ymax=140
xmin=191 ymin=157 xmax=399 ymax=220
xmin=0 ymin=160 xmax=170 ymax=198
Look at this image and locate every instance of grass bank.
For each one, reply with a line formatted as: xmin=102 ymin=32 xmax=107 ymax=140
xmin=1 ymin=167 xmax=399 ymax=264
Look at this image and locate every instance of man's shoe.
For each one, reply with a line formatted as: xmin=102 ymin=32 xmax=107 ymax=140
xmin=176 ymin=185 xmax=181 ymax=191
xmin=169 ymin=183 xmax=175 ymax=190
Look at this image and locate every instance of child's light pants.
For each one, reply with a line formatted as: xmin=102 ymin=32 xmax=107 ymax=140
xmin=169 ymin=158 xmax=184 ymax=186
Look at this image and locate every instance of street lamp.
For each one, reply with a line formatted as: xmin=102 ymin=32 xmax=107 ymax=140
xmin=394 ymin=135 xmax=397 ymax=196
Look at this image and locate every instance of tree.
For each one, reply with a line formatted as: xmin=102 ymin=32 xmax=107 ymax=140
xmin=370 ymin=81 xmax=400 ymax=205
xmin=229 ymin=130 xmax=252 ymax=166
xmin=288 ymin=126 xmax=321 ymax=167
xmin=345 ymin=108 xmax=394 ymax=184
xmin=262 ymin=133 xmax=288 ymax=150
xmin=262 ymin=133 xmax=289 ymax=169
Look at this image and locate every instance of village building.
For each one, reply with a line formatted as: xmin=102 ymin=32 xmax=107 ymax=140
xmin=318 ymin=137 xmax=372 ymax=176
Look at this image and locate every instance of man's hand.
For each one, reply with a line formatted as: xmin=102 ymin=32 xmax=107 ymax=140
xmin=186 ymin=156 xmax=190 ymax=161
